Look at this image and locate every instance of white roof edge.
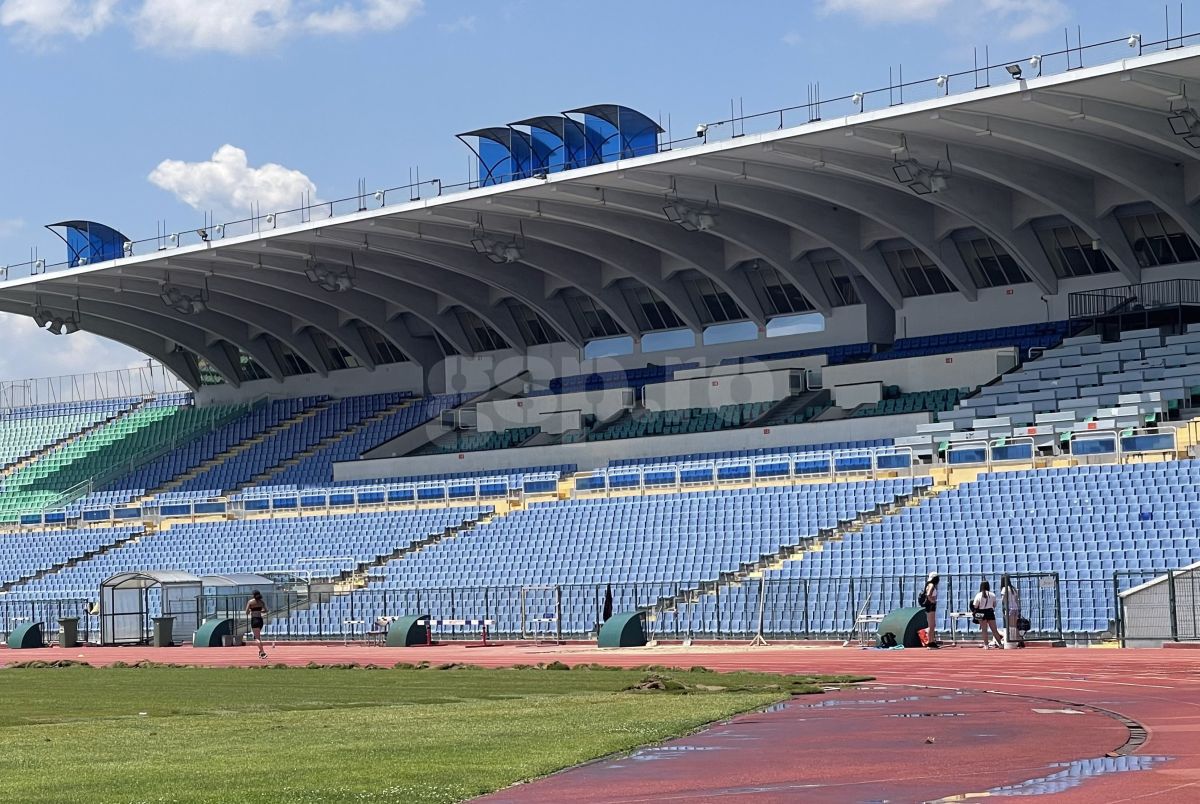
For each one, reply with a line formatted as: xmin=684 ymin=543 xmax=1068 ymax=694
xmin=7 ymin=44 xmax=1200 ymax=291
xmin=1119 ymin=558 xmax=1200 ymax=598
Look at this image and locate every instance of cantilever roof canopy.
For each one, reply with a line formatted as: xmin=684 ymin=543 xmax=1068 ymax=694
xmin=46 ymin=220 xmax=130 ymax=268
xmin=201 ymin=573 xmax=274 ymax=589
xmin=4 ymin=45 xmax=1200 ymax=389
xmin=103 ymin=570 xmax=203 ymax=588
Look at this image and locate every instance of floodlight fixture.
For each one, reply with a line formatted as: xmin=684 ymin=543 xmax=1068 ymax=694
xmin=304 ymin=263 xmax=355 ymax=293
xmin=213 ymin=224 xmax=224 ymax=238
xmin=851 ymin=92 xmax=864 ymax=108
xmin=33 ymin=259 xmax=45 ymax=272
xmin=892 ymin=161 xmax=917 ymax=184
xmin=168 ymin=233 xmax=179 ymax=247
xmin=265 ymin=214 xmax=276 ymax=227
xmin=1029 ymin=55 xmax=1041 ymax=68
xmin=77 ymin=256 xmax=88 ymax=266
xmin=33 ymin=309 xmax=52 ymax=328
xmin=122 ymin=241 xmax=133 ymax=257
xmin=1128 ymin=33 xmax=1141 ymax=48
xmin=1005 ymin=64 xmax=1023 ymax=80
xmin=470 ymin=233 xmax=523 ymax=263
xmin=663 ymin=201 xmax=717 ymax=232
xmin=374 ymin=190 xmax=385 ymax=205
xmin=532 ymin=171 xmax=548 ymax=180
xmin=159 ymin=285 xmax=207 ymax=314
xmin=695 ymin=123 xmax=708 ymax=139
xmin=44 ymin=309 xmax=79 ymax=335
xmin=197 ymin=228 xmax=210 ymax=242
xmin=935 ymin=75 xmax=948 ymax=88
xmin=1169 ymin=114 xmax=1190 ymax=135
xmin=908 ymin=177 xmax=933 ymax=195
xmin=1167 ymin=108 xmax=1200 ymax=148
xmin=893 ymin=158 xmax=949 ymax=195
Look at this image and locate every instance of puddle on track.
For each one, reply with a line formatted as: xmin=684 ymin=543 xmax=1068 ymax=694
xmin=890 ymin=712 xmax=965 ymax=718
xmin=606 ymin=745 xmax=727 ymax=767
xmin=932 ymin=755 xmax=1172 ymax=800
xmin=802 ymin=696 xmax=923 ymax=708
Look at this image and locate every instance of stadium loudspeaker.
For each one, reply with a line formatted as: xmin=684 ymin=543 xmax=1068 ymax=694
xmin=6 ymin=621 xmax=44 ymax=649
xmin=386 ymin=614 xmax=430 ymax=647
xmin=877 ymin=606 xmax=928 ymax=648
xmin=192 ymin=618 xmax=236 ymax=648
xmin=597 ymin=612 xmax=646 ymax=648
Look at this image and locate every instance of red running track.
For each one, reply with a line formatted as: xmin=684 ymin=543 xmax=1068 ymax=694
xmin=4 ymin=641 xmax=1199 ymax=802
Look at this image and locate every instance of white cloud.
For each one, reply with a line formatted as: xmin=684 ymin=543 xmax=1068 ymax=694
xmin=819 ymin=0 xmax=1068 ymax=40
xmin=818 ymin=0 xmax=950 ymax=23
xmin=304 ymin=0 xmax=422 ymax=34
xmin=148 ymin=144 xmax=317 ymax=219
xmin=984 ymin=0 xmax=1069 ymax=41
xmin=0 ymin=217 xmax=24 ymax=238
xmin=135 ymin=0 xmax=421 ymax=53
xmin=438 ymin=14 xmax=476 ymax=34
xmin=781 ymin=30 xmax=803 ymax=47
xmin=0 ymin=0 xmax=118 ymax=42
xmin=134 ymin=0 xmax=293 ymax=53
xmin=1 ymin=0 xmax=423 ymax=53
xmin=0 ymin=312 xmax=147 ymax=381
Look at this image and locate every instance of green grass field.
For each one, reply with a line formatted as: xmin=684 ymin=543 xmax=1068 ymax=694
xmin=0 ymin=662 xmax=864 ymax=803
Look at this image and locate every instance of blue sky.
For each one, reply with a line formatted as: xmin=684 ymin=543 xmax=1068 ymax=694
xmin=0 ymin=0 xmax=1184 ymax=380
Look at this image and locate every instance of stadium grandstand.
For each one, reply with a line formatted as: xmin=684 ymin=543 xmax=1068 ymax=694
xmin=5 ymin=30 xmax=1200 ymax=652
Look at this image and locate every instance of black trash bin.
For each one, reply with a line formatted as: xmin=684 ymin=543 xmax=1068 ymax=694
xmin=58 ymin=617 xmax=80 ymax=649
xmin=152 ymin=616 xmax=175 ymax=647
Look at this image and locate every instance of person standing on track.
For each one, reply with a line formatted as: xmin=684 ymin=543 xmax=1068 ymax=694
xmin=971 ymin=579 xmax=1003 ymax=649
xmin=921 ymin=572 xmax=941 ymax=649
xmin=245 ymin=590 xmax=268 ymax=659
xmin=1000 ymin=574 xmax=1024 ymax=649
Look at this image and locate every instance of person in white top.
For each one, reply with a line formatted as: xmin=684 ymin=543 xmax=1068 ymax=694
xmin=1000 ymin=573 xmax=1024 ymax=649
xmin=971 ymin=579 xmax=1003 ymax=649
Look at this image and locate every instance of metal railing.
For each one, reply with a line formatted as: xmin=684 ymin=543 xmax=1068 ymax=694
xmin=0 ymin=364 xmax=188 ymax=411
xmin=3 ymin=27 xmax=1196 ymax=284
xmin=0 ymin=598 xmax=95 ymax=645
xmin=942 ymin=426 xmax=1180 ymax=470
xmin=14 ymin=399 xmax=262 ymax=526
xmin=1068 ymin=279 xmax=1200 ymax=320
xmin=573 ymin=446 xmax=916 ymax=496
xmin=0 ymin=573 xmax=1141 ymax=647
xmin=1117 ymin=565 xmax=1200 ymax=645
xmin=138 ymin=573 xmax=1071 ymax=644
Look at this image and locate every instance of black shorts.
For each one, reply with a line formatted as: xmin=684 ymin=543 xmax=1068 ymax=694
xmin=923 ymin=603 xmax=937 ymax=613
xmin=250 ymin=617 xmax=264 ymax=630
xmin=977 ymin=608 xmax=996 ymax=622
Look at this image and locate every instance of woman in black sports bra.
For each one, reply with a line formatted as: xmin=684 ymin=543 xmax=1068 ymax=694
xmin=245 ymin=590 xmax=268 ymax=659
